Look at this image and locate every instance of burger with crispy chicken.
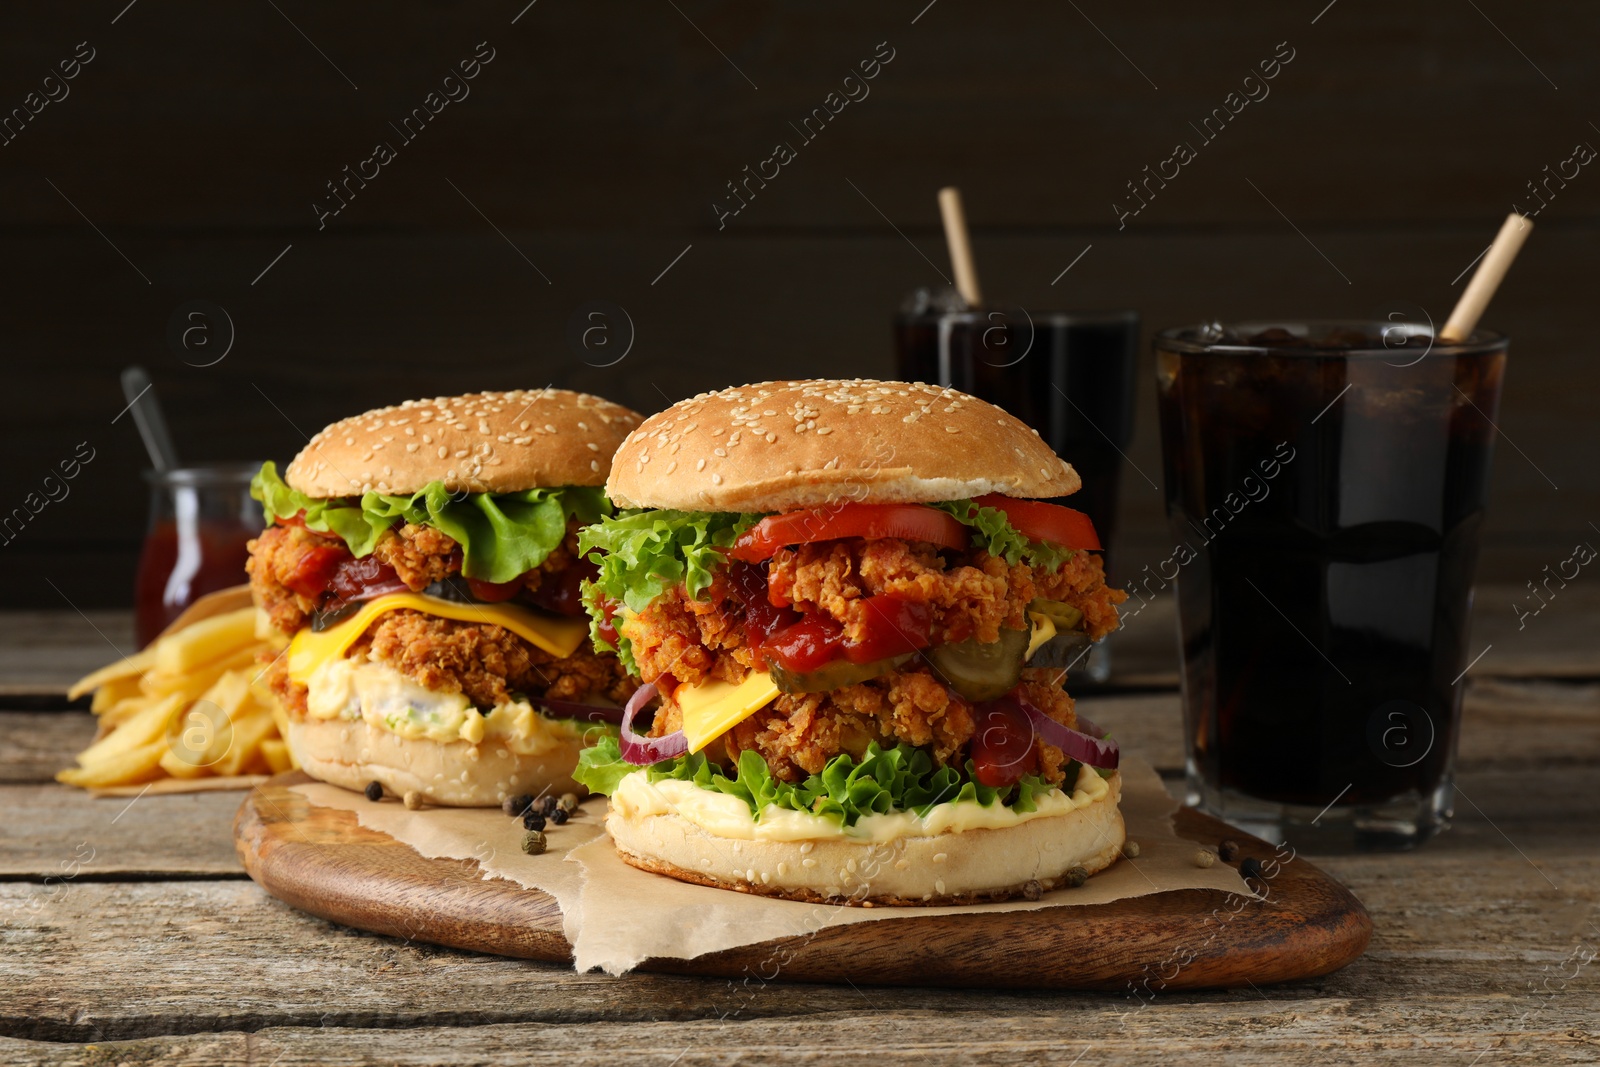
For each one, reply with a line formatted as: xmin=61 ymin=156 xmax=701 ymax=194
xmin=247 ymin=389 xmax=642 ymax=806
xmin=574 ymin=379 xmax=1127 ymax=904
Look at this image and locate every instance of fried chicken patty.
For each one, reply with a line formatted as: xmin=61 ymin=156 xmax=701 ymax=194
xmin=767 ymin=538 xmax=1124 ymax=646
xmin=627 ymin=538 xmax=1125 ymax=691
xmin=249 ymin=514 xmax=630 ymax=716
xmin=248 ymin=519 xmax=584 ymax=636
xmin=267 ymin=608 xmax=636 ymax=717
xmin=620 ymin=535 xmax=1121 ymax=785
xmin=653 ymin=666 xmax=1079 ymax=786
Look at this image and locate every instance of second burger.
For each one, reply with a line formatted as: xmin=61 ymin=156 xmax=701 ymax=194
xmin=248 ymin=388 xmax=642 ymax=806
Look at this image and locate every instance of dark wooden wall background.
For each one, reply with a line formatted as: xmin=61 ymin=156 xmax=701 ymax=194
xmin=2 ymin=1 xmax=1596 ymax=608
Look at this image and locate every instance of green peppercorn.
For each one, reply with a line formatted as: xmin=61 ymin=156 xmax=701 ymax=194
xmin=1121 ymin=840 xmax=1141 ymax=859
xmin=521 ymin=830 xmax=547 ymax=855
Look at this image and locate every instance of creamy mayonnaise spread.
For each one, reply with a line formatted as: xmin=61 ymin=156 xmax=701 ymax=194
xmin=610 ymin=760 xmax=1112 ymax=842
xmin=304 ymin=656 xmax=590 ymax=755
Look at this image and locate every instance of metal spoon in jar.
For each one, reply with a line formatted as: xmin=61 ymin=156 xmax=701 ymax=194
xmin=120 ymin=365 xmax=180 ymax=472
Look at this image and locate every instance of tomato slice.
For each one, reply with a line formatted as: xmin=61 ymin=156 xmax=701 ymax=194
xmin=594 ymin=596 xmax=622 ymax=647
xmin=972 ymin=494 xmax=1101 ymax=552
xmin=730 ymin=503 xmax=970 ymax=562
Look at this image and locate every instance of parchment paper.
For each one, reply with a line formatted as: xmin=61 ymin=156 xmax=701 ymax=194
xmin=291 ymin=781 xmax=603 ymax=943
xmin=567 ymin=756 xmax=1251 ymax=973
xmin=292 ymin=756 xmax=1250 ymax=975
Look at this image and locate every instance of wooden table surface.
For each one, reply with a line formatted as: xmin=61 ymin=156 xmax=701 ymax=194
xmin=3 ymin=586 xmax=1597 ymax=1066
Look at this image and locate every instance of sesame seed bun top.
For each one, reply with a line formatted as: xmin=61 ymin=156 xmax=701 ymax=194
xmin=606 ymin=379 xmax=1080 ymax=512
xmin=284 ymin=389 xmax=644 ymax=498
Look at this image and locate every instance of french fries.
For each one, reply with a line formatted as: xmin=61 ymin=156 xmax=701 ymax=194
xmin=59 ymin=596 xmax=298 ymax=794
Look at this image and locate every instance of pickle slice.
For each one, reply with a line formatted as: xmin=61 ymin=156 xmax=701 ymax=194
xmin=768 ymin=652 xmax=913 ymax=694
xmin=924 ymin=627 xmax=1030 ymax=702
xmin=1027 ymin=597 xmax=1084 ymax=632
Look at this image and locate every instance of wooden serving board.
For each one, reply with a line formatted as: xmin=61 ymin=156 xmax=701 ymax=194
xmin=234 ymin=772 xmax=1371 ymax=990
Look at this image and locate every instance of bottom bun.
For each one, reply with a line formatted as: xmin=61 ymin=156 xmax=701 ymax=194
xmin=286 ymin=718 xmax=588 ymax=807
xmin=605 ymin=772 xmax=1125 ymax=905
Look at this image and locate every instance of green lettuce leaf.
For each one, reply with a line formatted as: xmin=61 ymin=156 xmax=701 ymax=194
xmin=577 ymin=509 xmax=758 ymax=670
xmin=576 ymin=735 xmax=1056 ymax=827
xmin=573 ymin=734 xmax=640 ymax=795
xmin=931 ymin=499 xmax=1075 ymax=571
xmin=250 ymin=461 xmax=608 ymax=584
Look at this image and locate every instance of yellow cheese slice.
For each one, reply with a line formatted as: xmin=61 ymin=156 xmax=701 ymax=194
xmin=678 ymin=672 xmax=783 ymax=754
xmin=286 ymin=593 xmax=589 ymax=686
xmin=1025 ymin=612 xmax=1057 ymax=659
xmin=674 ymin=612 xmax=1059 ymax=753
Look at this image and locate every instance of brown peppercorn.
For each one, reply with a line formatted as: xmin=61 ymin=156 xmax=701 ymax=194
xmin=403 ymin=790 xmax=423 ymax=811
xmin=1064 ymin=866 xmax=1089 ymax=889
xmin=1218 ymin=839 xmax=1241 ymax=863
xmin=521 ymin=830 xmax=548 ymax=855
xmin=1022 ymin=879 xmax=1044 ymax=902
xmin=558 ymin=792 xmax=579 ymax=813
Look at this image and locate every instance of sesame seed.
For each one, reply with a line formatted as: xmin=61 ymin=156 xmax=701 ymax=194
xmin=695 ymin=458 xmax=706 ymax=471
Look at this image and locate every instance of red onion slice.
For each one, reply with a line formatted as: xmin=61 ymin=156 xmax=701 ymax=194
xmin=1016 ymin=694 xmax=1120 ymax=770
xmin=619 ymin=683 xmax=689 ymax=765
xmin=310 ymin=579 xmax=415 ymax=630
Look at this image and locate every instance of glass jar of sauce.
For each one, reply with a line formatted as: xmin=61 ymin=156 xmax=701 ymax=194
xmin=134 ymin=464 xmax=263 ymax=647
